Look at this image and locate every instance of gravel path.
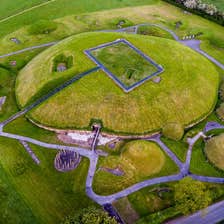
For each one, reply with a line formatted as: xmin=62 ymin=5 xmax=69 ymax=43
xmin=0 ymin=42 xmax=58 ymax=58
xmin=204 ymin=121 xmax=224 ymax=133
xmin=179 ymin=39 xmax=224 ymax=70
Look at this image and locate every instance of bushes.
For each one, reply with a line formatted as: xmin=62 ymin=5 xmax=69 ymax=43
xmin=163 ymin=0 xmax=224 ymax=26
xmin=162 ymin=122 xmax=184 ymax=141
xmin=28 ymin=19 xmax=58 ymax=35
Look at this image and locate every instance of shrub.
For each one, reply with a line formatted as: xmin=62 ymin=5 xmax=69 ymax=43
xmin=162 ymin=122 xmax=184 ymax=141
xmin=28 ymin=19 xmax=58 ymax=35
xmin=216 ymin=103 xmax=224 ymax=120
xmin=163 ymin=0 xmax=224 ymax=26
xmin=62 ymin=207 xmax=117 ymax=224
xmin=174 ymin=177 xmax=211 ymax=215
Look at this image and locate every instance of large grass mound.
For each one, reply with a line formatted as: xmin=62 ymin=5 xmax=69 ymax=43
xmin=16 ymin=32 xmax=219 ymax=134
xmin=92 ymin=140 xmax=177 ymax=195
xmin=121 ymin=140 xmax=165 ymax=176
xmin=205 ymin=134 xmax=224 ymax=170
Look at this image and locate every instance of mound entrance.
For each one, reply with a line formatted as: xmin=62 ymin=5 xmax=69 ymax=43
xmin=85 ymin=38 xmax=163 ymax=92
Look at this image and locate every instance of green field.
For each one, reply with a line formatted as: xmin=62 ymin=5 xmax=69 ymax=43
xmin=0 ymin=136 xmax=96 ymax=224
xmin=93 ymin=140 xmax=178 ymax=195
xmin=91 ymin=42 xmax=158 ymax=87
xmin=15 ymin=32 xmax=219 ymax=134
xmin=0 ymin=0 xmax=47 ymax=20
xmin=0 ymin=0 xmax=159 ymax=36
xmin=205 ymin=134 xmax=224 ymax=170
xmin=202 ymin=0 xmax=224 ymax=11
xmin=1 ymin=0 xmax=224 ymax=223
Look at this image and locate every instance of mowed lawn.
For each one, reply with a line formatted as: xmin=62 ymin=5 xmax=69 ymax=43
xmin=92 ymin=140 xmax=178 ymax=195
xmin=0 ymin=136 xmax=96 ymax=224
xmin=0 ymin=0 xmax=47 ymax=20
xmin=18 ymin=32 xmax=219 ymax=134
xmin=202 ymin=0 xmax=224 ymax=11
xmin=91 ymin=42 xmax=158 ymax=87
xmin=0 ymin=0 xmax=159 ymax=36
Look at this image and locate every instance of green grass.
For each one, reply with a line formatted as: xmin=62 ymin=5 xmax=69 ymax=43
xmin=190 ymin=139 xmax=224 ymax=177
xmin=92 ymin=140 xmax=178 ymax=195
xmin=17 ymin=32 xmax=219 ymax=134
xmin=202 ymin=0 xmax=224 ymax=11
xmin=0 ymin=0 xmax=47 ymax=20
xmin=160 ymin=137 xmax=188 ymax=162
xmin=91 ymin=42 xmax=158 ymax=87
xmin=0 ymin=163 xmax=39 ymax=224
xmin=205 ymin=134 xmax=224 ymax=170
xmin=0 ymin=0 xmax=159 ymax=37
xmin=0 ymin=136 xmax=96 ymax=224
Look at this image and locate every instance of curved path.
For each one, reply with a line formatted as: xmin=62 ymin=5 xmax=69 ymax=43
xmin=0 ymin=22 xmax=224 ymax=221
xmin=1 ymin=23 xmax=223 ymax=72
xmin=0 ymin=41 xmax=58 ymax=58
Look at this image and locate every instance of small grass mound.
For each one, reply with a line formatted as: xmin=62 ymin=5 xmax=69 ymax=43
xmin=137 ymin=25 xmax=173 ymax=39
xmin=92 ymin=140 xmax=178 ymax=195
xmin=162 ymin=122 xmax=184 ymax=141
xmin=121 ymin=140 xmax=165 ymax=176
xmin=28 ymin=20 xmax=58 ymax=35
xmin=205 ymin=134 xmax=224 ymax=170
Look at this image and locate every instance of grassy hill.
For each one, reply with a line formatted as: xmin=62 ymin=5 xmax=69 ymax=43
xmin=16 ymin=32 xmax=219 ymax=134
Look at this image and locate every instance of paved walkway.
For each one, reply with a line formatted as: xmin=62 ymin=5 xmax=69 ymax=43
xmin=166 ymin=200 xmax=224 ymax=224
xmin=0 ymin=42 xmax=58 ymax=58
xmin=179 ymin=39 xmax=224 ymax=70
xmin=0 ymin=22 xmax=224 ymax=220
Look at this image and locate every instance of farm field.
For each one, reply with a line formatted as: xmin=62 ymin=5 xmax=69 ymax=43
xmin=1 ymin=0 xmax=224 ymax=223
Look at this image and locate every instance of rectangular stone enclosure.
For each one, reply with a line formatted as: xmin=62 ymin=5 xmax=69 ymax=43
xmin=84 ymin=39 xmax=164 ymax=92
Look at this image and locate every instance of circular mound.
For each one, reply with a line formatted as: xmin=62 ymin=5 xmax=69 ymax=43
xmin=205 ymin=134 xmax=224 ymax=170
xmin=16 ymin=32 xmax=219 ymax=134
xmin=121 ymin=140 xmax=165 ymax=176
xmin=92 ymin=140 xmax=165 ymax=194
xmin=162 ymin=122 xmax=184 ymax=141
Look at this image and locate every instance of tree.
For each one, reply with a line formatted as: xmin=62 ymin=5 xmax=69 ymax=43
xmin=62 ymin=207 xmax=118 ymax=224
xmin=174 ymin=177 xmax=211 ymax=215
xmin=184 ymin=0 xmax=199 ymax=9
